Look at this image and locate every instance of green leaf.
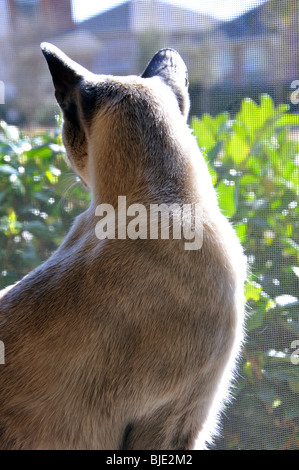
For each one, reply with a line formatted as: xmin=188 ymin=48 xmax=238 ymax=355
xmin=260 ymin=94 xmax=276 ymax=120
xmin=45 ymin=170 xmax=55 ymax=183
xmin=3 ymin=209 xmax=22 ymax=235
xmin=191 ymin=117 xmax=215 ymax=152
xmin=234 ymin=222 xmax=247 ymax=242
xmin=281 ymin=238 xmax=299 ymax=254
xmin=239 ymin=98 xmax=260 ymax=125
xmin=226 ymin=133 xmax=250 ymax=163
xmin=273 ymin=113 xmax=299 ymax=128
xmin=245 ymin=281 xmax=262 ymax=302
xmin=216 ymin=180 xmax=236 ymax=218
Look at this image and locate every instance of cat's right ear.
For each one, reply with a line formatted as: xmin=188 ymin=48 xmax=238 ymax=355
xmin=141 ymin=49 xmax=190 ymax=120
xmin=41 ymin=42 xmax=88 ymax=109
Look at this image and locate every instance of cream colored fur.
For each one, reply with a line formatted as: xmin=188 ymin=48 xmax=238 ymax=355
xmin=0 ymin=45 xmax=246 ymax=449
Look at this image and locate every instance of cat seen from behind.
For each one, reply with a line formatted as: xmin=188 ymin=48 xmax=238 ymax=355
xmin=0 ymin=44 xmax=246 ymax=450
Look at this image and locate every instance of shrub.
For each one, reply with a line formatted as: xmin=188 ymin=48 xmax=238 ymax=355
xmin=0 ymin=119 xmax=90 ymax=288
xmin=192 ymin=94 xmax=299 ymax=449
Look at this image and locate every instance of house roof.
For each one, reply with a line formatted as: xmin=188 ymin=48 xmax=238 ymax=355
xmin=79 ymin=0 xmax=221 ymax=34
xmin=219 ymin=3 xmax=274 ymax=38
xmin=78 ymin=1 xmax=130 ymax=33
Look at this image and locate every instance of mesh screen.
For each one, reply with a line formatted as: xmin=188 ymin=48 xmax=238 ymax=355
xmin=0 ymin=0 xmax=298 ymax=450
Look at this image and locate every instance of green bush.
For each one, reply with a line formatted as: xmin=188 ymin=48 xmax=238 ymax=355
xmin=0 ymin=119 xmax=90 ymax=288
xmin=0 ymin=94 xmax=298 ymax=449
xmin=192 ymin=94 xmax=299 ymax=449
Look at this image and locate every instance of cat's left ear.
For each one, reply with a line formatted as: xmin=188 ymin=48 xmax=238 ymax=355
xmin=41 ymin=42 xmax=89 ymax=108
xmin=141 ymin=48 xmax=190 ymax=120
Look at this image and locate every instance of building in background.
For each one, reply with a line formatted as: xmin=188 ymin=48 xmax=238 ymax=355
xmin=0 ymin=0 xmax=100 ymax=125
xmin=0 ymin=0 xmax=298 ymax=125
xmin=77 ymin=0 xmax=220 ymax=75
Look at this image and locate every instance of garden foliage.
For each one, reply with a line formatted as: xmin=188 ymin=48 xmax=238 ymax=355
xmin=192 ymin=94 xmax=299 ymax=449
xmin=0 ymin=119 xmax=90 ymax=287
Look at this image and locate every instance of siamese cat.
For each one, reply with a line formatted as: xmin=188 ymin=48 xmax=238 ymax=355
xmin=0 ymin=44 xmax=246 ymax=449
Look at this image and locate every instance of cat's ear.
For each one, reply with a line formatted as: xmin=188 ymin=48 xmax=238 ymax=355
xmin=41 ymin=42 xmax=90 ymax=186
xmin=141 ymin=49 xmax=190 ymax=119
xmin=41 ymin=42 xmax=89 ymax=108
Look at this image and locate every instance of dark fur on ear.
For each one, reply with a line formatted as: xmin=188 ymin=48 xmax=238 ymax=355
xmin=41 ymin=42 xmax=90 ymax=180
xmin=41 ymin=42 xmax=89 ymax=107
xmin=141 ymin=49 xmax=190 ymax=119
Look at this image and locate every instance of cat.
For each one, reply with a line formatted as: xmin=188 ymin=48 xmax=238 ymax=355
xmin=0 ymin=44 xmax=246 ymax=449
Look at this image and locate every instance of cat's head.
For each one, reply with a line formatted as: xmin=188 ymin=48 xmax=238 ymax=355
xmin=41 ymin=43 xmax=190 ymax=194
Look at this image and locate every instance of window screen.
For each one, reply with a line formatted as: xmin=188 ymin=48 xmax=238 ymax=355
xmin=0 ymin=0 xmax=298 ymax=450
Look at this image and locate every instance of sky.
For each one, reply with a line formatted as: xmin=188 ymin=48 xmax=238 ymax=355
xmin=72 ymin=0 xmax=269 ymax=23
